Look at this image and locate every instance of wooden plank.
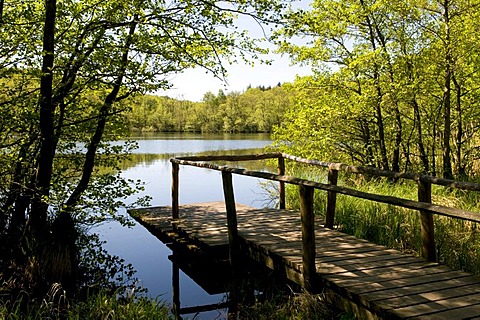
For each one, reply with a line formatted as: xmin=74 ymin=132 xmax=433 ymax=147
xmin=325 ymin=261 xmax=437 ymax=278
xmin=317 ymin=248 xmax=401 ymax=263
xmin=345 ymin=270 xmax=471 ymax=294
xmin=375 ymin=283 xmax=480 ymax=309
xmin=415 ymin=303 xmax=480 ymax=320
xmin=319 ymin=256 xmax=431 ymax=275
xmin=325 ymin=263 xmax=450 ymax=287
xmin=129 ymin=202 xmax=480 ymax=320
xmin=362 ymin=275 xmax=480 ymax=301
xmin=392 ymin=293 xmax=480 ymax=318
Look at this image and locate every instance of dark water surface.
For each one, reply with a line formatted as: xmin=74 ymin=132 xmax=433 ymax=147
xmin=95 ymin=133 xmax=274 ymax=319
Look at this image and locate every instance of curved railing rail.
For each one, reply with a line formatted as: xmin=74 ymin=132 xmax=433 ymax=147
xmin=170 ymin=153 xmax=480 ymax=291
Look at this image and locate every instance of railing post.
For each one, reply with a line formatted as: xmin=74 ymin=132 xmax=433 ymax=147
xmin=325 ymin=168 xmax=338 ymax=229
xmin=418 ymin=177 xmax=436 ymax=262
xmin=278 ymin=156 xmax=286 ymax=209
xmin=172 ymin=256 xmax=181 ymax=319
xmin=299 ymin=184 xmax=316 ymax=292
xmin=171 ymin=162 xmax=179 ymax=219
xmin=222 ymin=171 xmax=239 ymax=267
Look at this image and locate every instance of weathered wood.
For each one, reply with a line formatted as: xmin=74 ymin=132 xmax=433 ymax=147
xmin=172 ymin=259 xmax=180 ymax=319
xmin=418 ymin=177 xmax=436 ymax=262
xmin=299 ymin=185 xmax=316 ymax=292
xmin=281 ymin=153 xmax=480 ymax=191
xmin=179 ymin=302 xmax=230 ymax=316
xmin=222 ymin=172 xmax=239 ymax=267
xmin=131 ymin=203 xmax=480 ymax=320
xmin=171 ymin=162 xmax=179 ymax=219
xmin=171 ymin=159 xmax=480 ymax=224
xmin=325 ymin=168 xmax=338 ymax=229
xmin=176 ymin=152 xmax=281 ymax=162
xmin=278 ymin=156 xmax=286 ymax=209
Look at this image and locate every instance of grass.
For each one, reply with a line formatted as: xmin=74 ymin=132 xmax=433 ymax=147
xmin=282 ymin=168 xmax=480 ymax=275
xmin=0 ymin=289 xmax=172 ymax=320
xmin=0 ymin=286 xmax=356 ymax=320
xmin=239 ymin=292 xmax=356 ymax=320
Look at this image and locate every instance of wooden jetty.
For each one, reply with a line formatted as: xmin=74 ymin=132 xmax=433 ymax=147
xmin=130 ymin=153 xmax=480 ymax=320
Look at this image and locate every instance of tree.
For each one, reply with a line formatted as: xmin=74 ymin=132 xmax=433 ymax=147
xmin=0 ymin=0 xmax=283 ymax=297
xmin=275 ymin=0 xmax=480 ymax=178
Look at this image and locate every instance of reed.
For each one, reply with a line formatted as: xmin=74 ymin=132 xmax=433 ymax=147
xmin=280 ymin=171 xmax=480 ymax=275
xmin=0 ymin=289 xmax=172 ymax=320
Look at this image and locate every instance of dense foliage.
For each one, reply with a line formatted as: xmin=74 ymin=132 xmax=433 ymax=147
xmin=124 ymin=85 xmax=292 ymax=133
xmin=0 ymin=0 xmax=284 ymax=304
xmin=274 ymin=0 xmax=480 ymax=180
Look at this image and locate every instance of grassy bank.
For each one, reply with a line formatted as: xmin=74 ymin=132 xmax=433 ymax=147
xmin=281 ymin=169 xmax=480 ymax=275
xmin=0 ymin=290 xmax=172 ymax=320
xmin=0 ymin=289 xmax=356 ymax=320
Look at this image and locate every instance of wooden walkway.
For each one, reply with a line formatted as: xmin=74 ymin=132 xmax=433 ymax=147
xmin=130 ymin=202 xmax=480 ymax=320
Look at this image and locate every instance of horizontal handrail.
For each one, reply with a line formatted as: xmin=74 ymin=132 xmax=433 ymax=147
xmin=171 ymin=152 xmax=480 ymax=265
xmin=175 ymin=152 xmax=281 ymax=162
xmin=170 ymin=158 xmax=480 ymax=224
xmin=281 ymin=153 xmax=480 ymax=192
xmin=173 ymin=152 xmax=480 ymax=192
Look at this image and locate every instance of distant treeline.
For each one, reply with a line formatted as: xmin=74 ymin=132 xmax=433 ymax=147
xmin=124 ymin=85 xmax=291 ymax=133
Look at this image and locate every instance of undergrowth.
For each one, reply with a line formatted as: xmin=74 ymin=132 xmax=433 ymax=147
xmin=280 ymin=168 xmax=480 ymax=275
xmin=240 ymin=291 xmax=356 ymax=320
xmin=0 ymin=288 xmax=171 ymax=320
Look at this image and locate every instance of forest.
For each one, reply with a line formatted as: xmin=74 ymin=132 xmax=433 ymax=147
xmin=2 ymin=0 xmax=480 ymax=318
xmin=273 ymin=0 xmax=480 ymax=181
xmin=124 ymin=85 xmax=291 ymax=133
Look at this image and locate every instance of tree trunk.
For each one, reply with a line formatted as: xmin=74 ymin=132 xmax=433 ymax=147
xmin=412 ymin=97 xmax=429 ymax=174
xmin=29 ymin=0 xmax=57 ymax=238
xmin=360 ymin=0 xmax=389 ymax=170
xmin=372 ymin=12 xmax=402 ymax=173
xmin=64 ymin=17 xmax=137 ymax=210
xmin=442 ymin=0 xmax=453 ymax=180
xmin=452 ymin=74 xmax=465 ymax=178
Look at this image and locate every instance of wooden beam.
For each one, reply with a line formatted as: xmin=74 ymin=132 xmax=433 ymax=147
xmin=171 ymin=159 xmax=480 ymax=224
xmin=222 ymin=171 xmax=239 ymax=267
xmin=299 ymin=184 xmax=316 ymax=292
xmin=418 ymin=177 xmax=436 ymax=262
xmin=171 ymin=161 xmax=179 ymax=219
xmin=176 ymin=153 xmax=281 ymax=162
xmin=281 ymin=153 xmax=480 ymax=191
xmin=278 ymin=156 xmax=286 ymax=209
xmin=325 ymin=168 xmax=338 ymax=229
xmin=172 ymin=259 xmax=180 ymax=319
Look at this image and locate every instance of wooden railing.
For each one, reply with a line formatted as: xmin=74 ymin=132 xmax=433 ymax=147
xmin=170 ymin=153 xmax=480 ymax=291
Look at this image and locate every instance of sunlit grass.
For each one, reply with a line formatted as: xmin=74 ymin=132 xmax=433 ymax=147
xmin=240 ymin=291 xmax=356 ymax=320
xmin=282 ymin=170 xmax=480 ymax=275
xmin=0 ymin=290 xmax=172 ymax=320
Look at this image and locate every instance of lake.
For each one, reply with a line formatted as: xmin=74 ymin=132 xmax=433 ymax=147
xmin=95 ymin=133 xmax=275 ymax=319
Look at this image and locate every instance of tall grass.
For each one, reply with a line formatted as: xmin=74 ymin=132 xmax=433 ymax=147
xmin=240 ymin=292 xmax=355 ymax=320
xmin=0 ymin=290 xmax=172 ymax=320
xmin=281 ymin=168 xmax=480 ymax=275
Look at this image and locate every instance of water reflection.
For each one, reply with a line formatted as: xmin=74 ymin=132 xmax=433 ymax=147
xmin=115 ymin=132 xmax=271 ymax=155
xmin=168 ymin=238 xmax=294 ymax=320
xmin=97 ymin=133 xmax=275 ymax=319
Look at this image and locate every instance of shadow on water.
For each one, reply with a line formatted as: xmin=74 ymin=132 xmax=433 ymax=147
xmin=97 ymin=133 xmax=290 ymax=319
xmin=165 ymin=235 xmax=300 ymax=320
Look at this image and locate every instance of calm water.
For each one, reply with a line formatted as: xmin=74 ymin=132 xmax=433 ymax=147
xmin=96 ymin=133 xmax=273 ymax=319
